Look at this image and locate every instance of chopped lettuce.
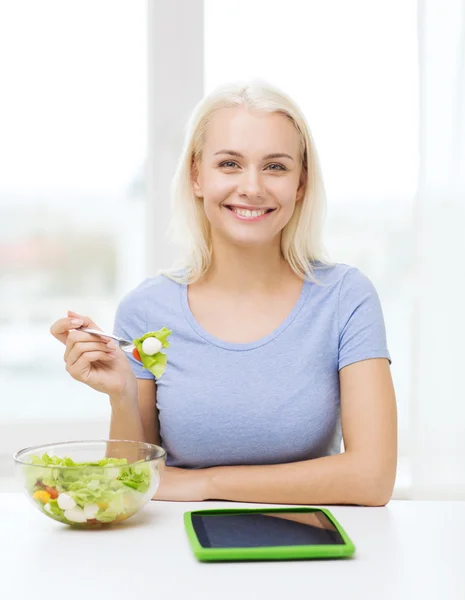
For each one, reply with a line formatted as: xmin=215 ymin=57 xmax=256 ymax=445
xmin=23 ymin=453 xmax=152 ymax=526
xmin=133 ymin=327 xmax=172 ymax=379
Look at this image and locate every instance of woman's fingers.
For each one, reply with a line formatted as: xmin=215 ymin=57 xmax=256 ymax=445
xmin=50 ymin=316 xmax=85 ymax=345
xmin=67 ymin=310 xmax=101 ymax=331
xmin=65 ymin=350 xmax=116 ymax=381
xmin=65 ymin=329 xmax=116 ymax=359
xmin=51 ymin=311 xmax=104 ymax=346
xmin=65 ymin=340 xmax=116 ymax=367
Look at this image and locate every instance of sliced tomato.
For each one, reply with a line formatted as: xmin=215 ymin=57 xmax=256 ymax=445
xmin=132 ymin=348 xmax=141 ymax=362
xmin=45 ymin=486 xmax=59 ymax=499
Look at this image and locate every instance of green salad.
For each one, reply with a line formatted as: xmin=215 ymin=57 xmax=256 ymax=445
xmin=26 ymin=453 xmax=154 ymax=525
xmin=132 ymin=327 xmax=172 ymax=379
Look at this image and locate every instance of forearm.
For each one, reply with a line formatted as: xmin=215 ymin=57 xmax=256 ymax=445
xmin=207 ymin=452 xmax=394 ymax=507
xmin=108 ymin=390 xmax=145 ymax=444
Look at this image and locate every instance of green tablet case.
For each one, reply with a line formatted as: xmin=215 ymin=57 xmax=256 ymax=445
xmin=184 ymin=506 xmax=356 ymax=562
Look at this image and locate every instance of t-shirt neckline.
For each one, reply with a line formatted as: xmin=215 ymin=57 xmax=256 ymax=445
xmin=180 ymin=278 xmax=310 ymax=351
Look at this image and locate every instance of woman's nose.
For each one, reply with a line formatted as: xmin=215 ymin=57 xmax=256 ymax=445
xmin=236 ymin=168 xmax=264 ymax=198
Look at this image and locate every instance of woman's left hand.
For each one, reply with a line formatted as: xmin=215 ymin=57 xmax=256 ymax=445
xmin=152 ymin=466 xmax=211 ymax=502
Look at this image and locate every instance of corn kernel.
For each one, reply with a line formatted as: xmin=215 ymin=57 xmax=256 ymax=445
xmin=33 ymin=490 xmax=51 ymax=504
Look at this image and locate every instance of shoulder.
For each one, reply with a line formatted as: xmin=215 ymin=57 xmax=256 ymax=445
xmin=309 ymin=261 xmax=381 ymax=314
xmin=125 ymin=273 xmax=179 ymax=299
xmin=116 ymin=274 xmax=181 ymax=316
xmin=113 ymin=274 xmax=183 ymax=338
xmin=310 ymin=261 xmax=371 ymax=290
xmin=314 ymin=263 xmax=386 ymax=341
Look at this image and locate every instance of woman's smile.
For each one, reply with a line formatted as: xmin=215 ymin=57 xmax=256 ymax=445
xmin=223 ymin=204 xmax=276 ymax=221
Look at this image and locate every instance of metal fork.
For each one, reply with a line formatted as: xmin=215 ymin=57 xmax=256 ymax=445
xmin=79 ymin=328 xmax=135 ymax=353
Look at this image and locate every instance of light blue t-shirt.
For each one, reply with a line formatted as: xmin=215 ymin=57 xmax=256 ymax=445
xmin=113 ymin=263 xmax=390 ymax=469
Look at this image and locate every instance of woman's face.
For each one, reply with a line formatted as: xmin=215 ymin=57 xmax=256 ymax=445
xmin=192 ymin=107 xmax=305 ymax=249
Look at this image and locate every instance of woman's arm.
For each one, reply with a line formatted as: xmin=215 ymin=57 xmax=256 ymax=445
xmin=156 ymin=358 xmax=397 ymax=505
xmin=109 ymin=379 xmax=160 ymax=445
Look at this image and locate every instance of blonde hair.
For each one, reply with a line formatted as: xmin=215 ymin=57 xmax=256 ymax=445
xmin=161 ymin=79 xmax=331 ymax=283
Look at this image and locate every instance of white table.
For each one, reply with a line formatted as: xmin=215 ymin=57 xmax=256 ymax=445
xmin=1 ymin=494 xmax=464 ymax=600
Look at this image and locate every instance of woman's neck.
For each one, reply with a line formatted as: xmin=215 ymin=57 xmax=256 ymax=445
xmin=201 ymin=236 xmax=294 ymax=294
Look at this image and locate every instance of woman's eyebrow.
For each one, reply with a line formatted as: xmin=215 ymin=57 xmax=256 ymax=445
xmin=214 ymin=149 xmax=295 ymax=161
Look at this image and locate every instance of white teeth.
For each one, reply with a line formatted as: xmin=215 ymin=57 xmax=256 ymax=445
xmin=231 ymin=207 xmax=268 ymax=218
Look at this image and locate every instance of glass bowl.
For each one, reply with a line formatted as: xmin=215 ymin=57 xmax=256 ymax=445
xmin=13 ymin=440 xmax=166 ymax=528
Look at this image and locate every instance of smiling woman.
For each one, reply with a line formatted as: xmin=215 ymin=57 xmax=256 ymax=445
xmin=166 ymin=82 xmax=327 ymax=284
xmin=191 ymin=108 xmax=305 ymax=252
xmin=50 ymin=80 xmax=397 ymax=507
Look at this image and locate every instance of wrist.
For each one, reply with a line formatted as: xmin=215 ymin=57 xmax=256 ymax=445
xmin=204 ymin=466 xmax=219 ymax=501
xmin=109 ymin=383 xmax=138 ymax=411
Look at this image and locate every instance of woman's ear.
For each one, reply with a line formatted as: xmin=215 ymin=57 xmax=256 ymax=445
xmin=296 ymin=172 xmax=307 ymax=202
xmin=191 ymin=159 xmax=203 ymax=198
xmin=296 ymin=156 xmax=308 ymax=202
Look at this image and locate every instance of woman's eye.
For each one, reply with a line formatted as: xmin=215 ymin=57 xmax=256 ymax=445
xmin=218 ymin=161 xmax=286 ymax=171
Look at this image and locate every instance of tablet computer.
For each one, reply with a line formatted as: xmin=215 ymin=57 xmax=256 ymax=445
xmin=184 ymin=507 xmax=355 ymax=562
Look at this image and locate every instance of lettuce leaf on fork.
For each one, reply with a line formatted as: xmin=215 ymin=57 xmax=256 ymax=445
xmin=132 ymin=327 xmax=172 ymax=379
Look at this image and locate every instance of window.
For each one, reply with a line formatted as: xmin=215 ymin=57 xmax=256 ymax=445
xmin=0 ymin=1 xmax=148 ymax=484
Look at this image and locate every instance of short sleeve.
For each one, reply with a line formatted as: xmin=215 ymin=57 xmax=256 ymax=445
xmin=337 ymin=267 xmax=391 ymax=370
xmin=113 ymin=282 xmax=155 ymax=380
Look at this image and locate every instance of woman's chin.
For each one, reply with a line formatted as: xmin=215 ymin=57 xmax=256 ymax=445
xmin=217 ymin=227 xmax=279 ymax=249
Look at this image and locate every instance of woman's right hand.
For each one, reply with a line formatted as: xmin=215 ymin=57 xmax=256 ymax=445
xmin=50 ymin=310 xmax=137 ymax=398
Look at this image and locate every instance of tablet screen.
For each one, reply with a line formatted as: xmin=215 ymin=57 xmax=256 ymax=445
xmin=191 ymin=511 xmax=346 ymax=548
